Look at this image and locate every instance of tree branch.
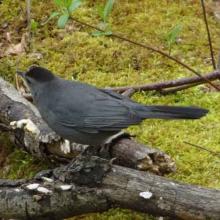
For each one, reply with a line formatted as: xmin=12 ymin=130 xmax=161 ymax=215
xmin=108 ymin=70 xmax=220 ymax=93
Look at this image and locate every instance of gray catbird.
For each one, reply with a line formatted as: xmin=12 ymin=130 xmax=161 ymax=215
xmin=18 ymin=66 xmax=208 ymax=146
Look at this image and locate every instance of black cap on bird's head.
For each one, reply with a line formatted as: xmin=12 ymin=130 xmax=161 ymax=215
xmin=17 ymin=66 xmax=55 ymax=83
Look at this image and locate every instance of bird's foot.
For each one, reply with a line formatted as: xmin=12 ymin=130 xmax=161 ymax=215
xmin=99 ymin=143 xmax=111 ymax=159
xmin=60 ymin=140 xmax=89 ymax=155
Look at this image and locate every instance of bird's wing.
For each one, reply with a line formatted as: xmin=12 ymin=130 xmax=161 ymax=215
xmin=82 ymin=98 xmax=141 ymax=131
xmin=54 ymin=86 xmax=142 ymax=133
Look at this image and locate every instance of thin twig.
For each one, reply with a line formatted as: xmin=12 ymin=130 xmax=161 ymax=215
xmin=15 ymin=74 xmax=20 ymax=92
xmin=26 ymin=0 xmax=31 ymax=48
xmin=71 ymin=17 xmax=220 ymax=91
xmin=200 ymin=0 xmax=216 ymax=69
xmin=217 ymin=51 xmax=220 ymax=70
xmin=121 ymin=88 xmax=136 ymax=97
xmin=160 ymin=83 xmax=201 ymax=95
xmin=184 ymin=141 xmax=220 ymax=158
xmin=108 ymin=70 xmax=220 ymax=93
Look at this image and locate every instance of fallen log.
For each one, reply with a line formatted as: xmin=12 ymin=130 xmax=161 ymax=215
xmin=0 ymin=156 xmax=219 ymax=220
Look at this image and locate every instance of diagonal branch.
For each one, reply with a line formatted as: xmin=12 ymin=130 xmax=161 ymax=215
xmin=71 ymin=17 xmax=220 ymax=91
xmin=200 ymin=0 xmax=216 ymax=69
xmin=184 ymin=141 xmax=220 ymax=158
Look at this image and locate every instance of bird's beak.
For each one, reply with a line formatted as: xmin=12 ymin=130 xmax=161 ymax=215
xmin=16 ymin=71 xmax=26 ymax=79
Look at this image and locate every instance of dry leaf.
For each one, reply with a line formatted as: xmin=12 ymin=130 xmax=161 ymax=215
xmin=5 ymin=33 xmax=27 ymax=56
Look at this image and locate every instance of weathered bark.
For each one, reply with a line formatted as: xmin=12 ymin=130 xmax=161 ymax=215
xmin=111 ymin=138 xmax=175 ymax=174
xmin=0 ymin=76 xmax=175 ymax=175
xmin=0 ymin=156 xmax=219 ymax=220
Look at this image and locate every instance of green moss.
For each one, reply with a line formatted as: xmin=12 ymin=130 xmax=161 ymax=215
xmin=0 ymin=148 xmax=51 ymax=179
xmin=1 ymin=0 xmax=220 ymax=219
xmin=69 ymin=209 xmax=155 ymax=220
xmin=0 ymin=133 xmax=50 ymax=179
xmin=0 ymin=0 xmax=21 ymax=22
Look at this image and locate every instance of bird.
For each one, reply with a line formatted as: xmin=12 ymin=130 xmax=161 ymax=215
xmin=17 ymin=66 xmax=208 ymax=147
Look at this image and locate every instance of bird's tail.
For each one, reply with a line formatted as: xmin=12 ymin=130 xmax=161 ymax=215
xmin=133 ymin=105 xmax=208 ymax=120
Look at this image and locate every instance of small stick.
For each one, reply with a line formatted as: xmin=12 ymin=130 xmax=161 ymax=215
xmin=26 ymin=0 xmax=31 ymax=48
xmin=15 ymin=74 xmax=20 ymax=91
xmin=217 ymin=51 xmax=220 ymax=70
xmin=184 ymin=141 xmax=220 ymax=158
xmin=200 ymin=0 xmax=216 ymax=69
xmin=160 ymin=83 xmax=201 ymax=95
xmin=122 ymin=88 xmax=136 ymax=97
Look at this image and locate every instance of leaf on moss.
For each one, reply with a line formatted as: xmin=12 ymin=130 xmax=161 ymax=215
xmin=57 ymin=13 xmax=69 ymax=28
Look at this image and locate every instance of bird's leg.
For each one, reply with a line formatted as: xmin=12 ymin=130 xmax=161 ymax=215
xmin=98 ymin=142 xmax=112 ymax=159
xmin=81 ymin=145 xmax=99 ymax=156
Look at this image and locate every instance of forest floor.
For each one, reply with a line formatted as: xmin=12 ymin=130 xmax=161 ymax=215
xmin=1 ymin=0 xmax=220 ymax=219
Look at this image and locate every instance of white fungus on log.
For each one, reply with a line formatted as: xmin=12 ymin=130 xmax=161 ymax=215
xmin=41 ymin=177 xmax=54 ymax=183
xmin=26 ymin=183 xmax=40 ymax=190
xmin=59 ymin=185 xmax=72 ymax=191
xmin=139 ymin=191 xmax=153 ymax=199
xmin=37 ymin=187 xmax=52 ymax=194
xmin=14 ymin=188 xmax=21 ymax=192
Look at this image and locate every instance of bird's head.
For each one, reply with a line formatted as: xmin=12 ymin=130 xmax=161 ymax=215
xmin=17 ymin=66 xmax=55 ymax=94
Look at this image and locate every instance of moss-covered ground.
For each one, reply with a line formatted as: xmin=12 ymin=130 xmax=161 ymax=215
xmin=1 ymin=0 xmax=220 ymax=219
